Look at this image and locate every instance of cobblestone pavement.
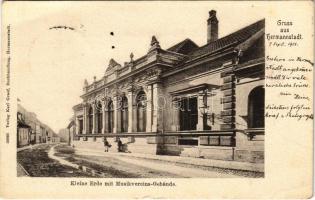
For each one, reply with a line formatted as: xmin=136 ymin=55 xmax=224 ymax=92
xmin=17 ymin=144 xmax=94 ymax=177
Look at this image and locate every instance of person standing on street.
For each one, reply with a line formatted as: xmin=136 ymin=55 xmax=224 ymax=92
xmin=103 ymin=137 xmax=111 ymax=152
xmin=117 ymin=138 xmax=123 ymax=152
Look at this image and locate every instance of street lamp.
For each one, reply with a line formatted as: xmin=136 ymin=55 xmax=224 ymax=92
xmin=199 ymin=89 xmax=210 ymax=130
xmin=199 ymin=89 xmax=217 ymax=127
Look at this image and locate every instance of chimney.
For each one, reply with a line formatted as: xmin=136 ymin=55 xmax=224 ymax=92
xmin=207 ymin=10 xmax=218 ymax=43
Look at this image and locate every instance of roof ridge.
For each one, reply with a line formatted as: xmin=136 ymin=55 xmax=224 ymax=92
xmin=197 ymin=19 xmax=265 ymax=50
xmin=167 ymin=38 xmax=197 ymax=50
xmin=186 ymin=19 xmax=265 ymax=59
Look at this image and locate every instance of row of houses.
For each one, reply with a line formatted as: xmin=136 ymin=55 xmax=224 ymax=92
xmin=17 ymin=102 xmax=60 ymax=148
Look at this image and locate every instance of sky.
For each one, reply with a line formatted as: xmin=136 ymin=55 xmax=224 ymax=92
xmin=10 ymin=2 xmax=266 ymax=133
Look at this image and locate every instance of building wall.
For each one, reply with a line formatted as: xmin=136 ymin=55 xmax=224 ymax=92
xmin=234 ymin=77 xmax=264 ymax=163
xmin=73 ymin=63 xmax=241 ymax=161
xmin=59 ymin=128 xmax=70 ymax=142
xmin=18 ymin=104 xmax=56 ymax=145
xmin=163 ymin=68 xmax=223 ymax=131
xmin=51 ymin=137 xmax=61 ymax=143
xmin=73 ymin=63 xmax=264 ymax=163
xmin=17 ymin=128 xmax=30 ymax=147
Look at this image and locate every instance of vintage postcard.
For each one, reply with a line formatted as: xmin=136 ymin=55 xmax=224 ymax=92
xmin=0 ymin=1 xmax=313 ymax=199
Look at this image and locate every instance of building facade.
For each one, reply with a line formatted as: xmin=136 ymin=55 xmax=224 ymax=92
xmin=17 ymin=110 xmax=31 ymax=147
xmin=59 ymin=128 xmax=70 ymax=143
xmin=72 ymin=11 xmax=265 ymax=163
xmin=17 ymin=103 xmax=58 ymax=146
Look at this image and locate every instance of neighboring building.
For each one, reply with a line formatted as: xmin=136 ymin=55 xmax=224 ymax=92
xmin=17 ymin=103 xmax=57 ymax=145
xmin=58 ymin=128 xmax=70 ymax=143
xmin=17 ymin=110 xmax=31 ymax=147
xmin=51 ymin=133 xmax=61 ymax=143
xmin=43 ymin=124 xmax=59 ymax=144
xmin=72 ymin=11 xmax=265 ymax=163
xmin=67 ymin=120 xmax=77 ymax=146
xmin=40 ymin=126 xmax=46 ymax=143
xmin=35 ymin=124 xmax=42 ymax=144
xmin=23 ymin=111 xmax=38 ymax=144
xmin=58 ymin=120 xmax=75 ymax=145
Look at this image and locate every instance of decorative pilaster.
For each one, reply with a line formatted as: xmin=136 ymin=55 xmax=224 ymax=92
xmin=151 ymin=83 xmax=163 ymax=132
xmin=197 ymin=93 xmax=205 ymax=131
xmin=146 ymin=84 xmax=153 ymax=132
xmin=92 ymin=102 xmax=96 ymax=134
xmin=220 ymin=65 xmax=236 ymax=130
xmin=113 ymin=95 xmax=118 ymax=133
xmin=172 ymin=103 xmax=180 ymax=131
xmin=101 ymin=100 xmax=106 ymax=134
xmin=127 ymin=88 xmax=134 ymax=133
xmin=104 ymin=100 xmax=110 ymax=133
xmin=75 ymin=116 xmax=79 ymax=135
xmin=83 ymin=103 xmax=87 ymax=134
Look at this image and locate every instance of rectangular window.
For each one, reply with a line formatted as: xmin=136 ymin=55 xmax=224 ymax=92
xmin=178 ymin=138 xmax=198 ymax=146
xmin=79 ymin=119 xmax=83 ymax=134
xmin=179 ymin=97 xmax=198 ymax=131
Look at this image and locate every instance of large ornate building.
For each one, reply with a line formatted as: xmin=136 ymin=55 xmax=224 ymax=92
xmin=72 ymin=10 xmax=265 ymax=163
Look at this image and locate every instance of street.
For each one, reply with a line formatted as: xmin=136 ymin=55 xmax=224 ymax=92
xmin=17 ymin=144 xmax=263 ymax=178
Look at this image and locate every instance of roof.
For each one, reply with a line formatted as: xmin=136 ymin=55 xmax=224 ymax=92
xmin=84 ymin=18 xmax=264 ymax=91
xmin=167 ymin=38 xmax=199 ymax=55
xmin=187 ymin=19 xmax=265 ymax=60
xmin=17 ymin=120 xmax=31 ymax=129
xmin=73 ymin=103 xmax=83 ymax=110
xmin=127 ymin=38 xmax=198 ymax=67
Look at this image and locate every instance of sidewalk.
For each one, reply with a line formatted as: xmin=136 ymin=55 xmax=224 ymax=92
xmin=17 ymin=144 xmax=43 ymax=152
xmin=75 ymin=147 xmax=264 ymax=173
xmin=17 ymin=143 xmax=62 ymax=152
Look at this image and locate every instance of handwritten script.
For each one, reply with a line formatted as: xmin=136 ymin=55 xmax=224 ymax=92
xmin=265 ymin=20 xmax=313 ymax=121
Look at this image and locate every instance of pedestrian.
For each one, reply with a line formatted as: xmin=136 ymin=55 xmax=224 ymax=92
xmin=103 ymin=137 xmax=111 ymax=152
xmin=117 ymin=138 xmax=123 ymax=152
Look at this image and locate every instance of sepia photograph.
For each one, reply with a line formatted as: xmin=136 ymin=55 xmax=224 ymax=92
xmin=16 ymin=5 xmax=265 ymax=178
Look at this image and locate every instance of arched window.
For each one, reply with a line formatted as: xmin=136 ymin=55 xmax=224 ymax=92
xmin=136 ymin=91 xmax=147 ymax=132
xmin=88 ymin=105 xmax=93 ymax=133
xmin=96 ymin=102 xmax=102 ymax=133
xmin=107 ymin=100 xmax=114 ymax=133
xmin=120 ymin=96 xmax=128 ymax=133
xmin=248 ymin=86 xmax=265 ymax=128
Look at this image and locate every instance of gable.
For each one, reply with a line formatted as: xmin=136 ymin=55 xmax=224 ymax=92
xmin=167 ymin=39 xmax=199 ymax=55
